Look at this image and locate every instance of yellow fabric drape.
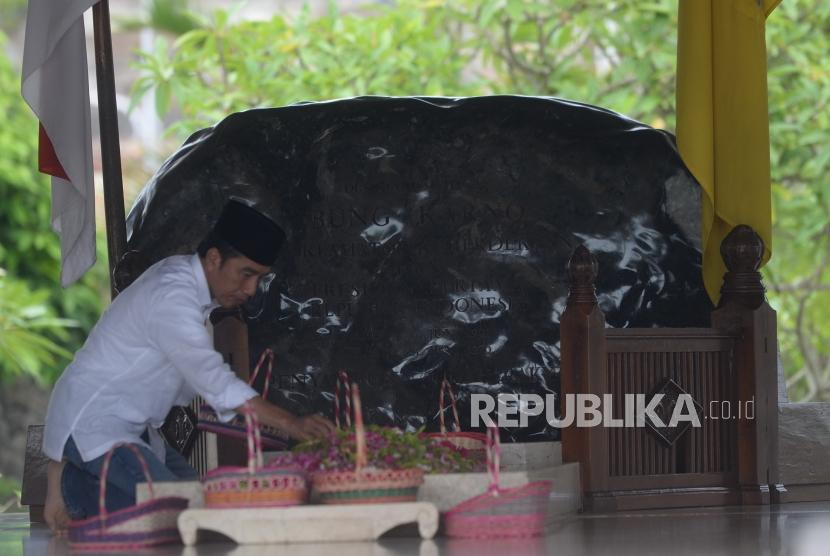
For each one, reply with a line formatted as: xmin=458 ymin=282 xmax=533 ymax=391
xmin=676 ymin=0 xmax=781 ymax=303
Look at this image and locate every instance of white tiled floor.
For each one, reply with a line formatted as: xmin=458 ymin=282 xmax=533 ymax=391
xmin=3 ymin=502 xmax=830 ymax=556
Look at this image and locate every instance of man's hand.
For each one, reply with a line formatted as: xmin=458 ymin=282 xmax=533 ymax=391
xmin=238 ymin=396 xmax=335 ymax=442
xmin=289 ymin=414 xmax=337 ymax=442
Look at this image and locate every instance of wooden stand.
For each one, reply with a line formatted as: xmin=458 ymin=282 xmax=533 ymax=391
xmin=177 ymin=502 xmax=439 ymax=545
xmin=560 ymin=225 xmax=784 ymax=510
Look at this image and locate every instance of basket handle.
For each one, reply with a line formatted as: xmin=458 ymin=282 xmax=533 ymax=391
xmin=241 ymin=403 xmax=264 ymax=474
xmin=98 ymin=443 xmax=155 ymax=526
xmin=486 ymin=425 xmax=500 ymax=493
xmin=438 ymin=377 xmax=461 ymax=433
xmin=334 ymin=375 xmax=366 ymax=473
xmin=334 ymin=370 xmax=352 ymax=429
xmin=248 ymin=348 xmax=274 ymax=399
xmin=352 ymin=383 xmax=367 ymax=473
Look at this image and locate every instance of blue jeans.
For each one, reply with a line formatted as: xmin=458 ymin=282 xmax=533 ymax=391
xmin=61 ymin=434 xmax=198 ymax=519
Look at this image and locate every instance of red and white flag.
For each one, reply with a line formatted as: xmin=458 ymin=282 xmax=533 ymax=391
xmin=21 ymin=0 xmax=99 ymax=287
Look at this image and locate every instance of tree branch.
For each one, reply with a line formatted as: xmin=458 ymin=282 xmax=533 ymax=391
xmin=500 ymin=18 xmax=548 ymax=81
xmin=795 ymin=294 xmax=820 ymax=400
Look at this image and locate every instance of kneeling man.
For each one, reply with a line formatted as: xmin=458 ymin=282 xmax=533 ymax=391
xmin=43 ymin=200 xmax=334 ymax=533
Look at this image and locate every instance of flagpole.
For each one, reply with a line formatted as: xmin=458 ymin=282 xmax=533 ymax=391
xmin=92 ymin=0 xmax=127 ymax=299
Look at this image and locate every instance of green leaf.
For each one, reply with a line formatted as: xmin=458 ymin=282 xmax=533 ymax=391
xmin=154 ymin=80 xmax=172 ymax=119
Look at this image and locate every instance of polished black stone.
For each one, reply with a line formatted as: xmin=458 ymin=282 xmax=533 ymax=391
xmin=126 ymin=96 xmax=711 ymax=441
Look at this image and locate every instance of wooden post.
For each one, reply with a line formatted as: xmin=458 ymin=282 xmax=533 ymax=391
xmin=711 ymin=225 xmax=785 ymax=504
xmin=560 ymin=244 xmax=608 ymax=496
xmin=212 ymin=309 xmax=252 ymax=382
xmin=92 ymin=0 xmax=127 ymax=299
xmin=211 ymin=309 xmax=251 ymax=467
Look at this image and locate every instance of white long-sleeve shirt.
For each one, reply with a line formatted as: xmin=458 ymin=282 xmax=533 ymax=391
xmin=43 ymin=254 xmax=258 ymax=462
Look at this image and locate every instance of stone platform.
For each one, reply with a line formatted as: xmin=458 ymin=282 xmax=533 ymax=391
xmin=136 ymin=441 xmax=582 ymax=529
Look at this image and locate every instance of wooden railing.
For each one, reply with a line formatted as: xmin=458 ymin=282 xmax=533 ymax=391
xmin=560 ymin=225 xmax=784 ymax=510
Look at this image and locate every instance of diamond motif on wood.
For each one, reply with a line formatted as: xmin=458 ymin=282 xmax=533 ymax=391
xmin=161 ymin=405 xmax=198 ymax=457
xmin=645 ymin=378 xmax=702 ymax=447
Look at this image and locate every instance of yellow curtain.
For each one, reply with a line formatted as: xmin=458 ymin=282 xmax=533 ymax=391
xmin=676 ymin=0 xmax=781 ymax=303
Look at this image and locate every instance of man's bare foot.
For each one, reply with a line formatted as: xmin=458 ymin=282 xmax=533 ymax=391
xmin=44 ymin=460 xmax=70 ymax=536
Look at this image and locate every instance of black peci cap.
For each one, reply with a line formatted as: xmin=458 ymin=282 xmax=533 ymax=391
xmin=213 ymin=200 xmax=286 ymax=266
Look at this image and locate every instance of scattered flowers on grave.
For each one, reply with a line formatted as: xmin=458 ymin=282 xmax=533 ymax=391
xmin=268 ymin=425 xmax=480 ymax=473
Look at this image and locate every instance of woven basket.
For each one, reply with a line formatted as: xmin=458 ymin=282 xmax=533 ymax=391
xmin=198 ymin=348 xmax=290 ymax=449
xmin=68 ymin=444 xmax=189 ymax=551
xmin=313 ymin=376 xmax=424 ymax=504
xmin=422 ymin=378 xmax=487 ymax=463
xmin=312 ymin=467 xmax=424 ymax=504
xmin=203 ymin=404 xmax=308 ymax=508
xmin=444 ymin=427 xmax=552 ymax=539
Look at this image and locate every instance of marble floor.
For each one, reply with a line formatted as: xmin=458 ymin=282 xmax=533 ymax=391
xmin=2 ymin=502 xmax=829 ymax=556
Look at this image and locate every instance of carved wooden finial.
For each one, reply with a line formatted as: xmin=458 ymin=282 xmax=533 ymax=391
xmin=719 ymin=225 xmax=766 ymax=309
xmin=721 ymin=224 xmax=764 ymax=273
xmin=567 ymin=244 xmax=598 ymax=305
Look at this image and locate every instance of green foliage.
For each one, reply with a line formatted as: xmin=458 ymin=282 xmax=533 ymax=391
xmin=448 ymin=0 xmax=678 ymax=128
xmin=130 ymin=0 xmax=829 ymax=400
xmin=129 ymin=0 xmax=479 ymax=136
xmin=764 ymin=1 xmax=830 ymax=401
xmin=0 ymin=473 xmax=23 ymax=513
xmin=0 ymin=32 xmax=108 ymax=384
xmin=115 ymin=0 xmax=202 ymax=36
xmin=0 ymin=271 xmax=78 ymax=384
xmin=0 ymin=40 xmax=54 ymax=281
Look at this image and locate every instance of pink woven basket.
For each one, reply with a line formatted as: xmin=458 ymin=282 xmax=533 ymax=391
xmin=422 ymin=378 xmax=487 ymax=463
xmin=68 ymin=444 xmax=189 ymax=551
xmin=313 ymin=376 xmax=424 ymax=504
xmin=198 ymin=349 xmax=290 ymax=449
xmin=203 ymin=404 xmax=308 ymax=508
xmin=444 ymin=426 xmax=552 ymax=539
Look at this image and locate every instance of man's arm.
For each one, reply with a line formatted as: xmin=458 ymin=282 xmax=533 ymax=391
xmin=150 ymin=285 xmax=259 ymax=419
xmin=149 ymin=281 xmax=335 ymax=441
xmin=240 ymin=396 xmax=336 ymax=442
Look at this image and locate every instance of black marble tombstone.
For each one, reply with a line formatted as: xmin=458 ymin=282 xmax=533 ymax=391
xmin=126 ymin=96 xmax=711 ymax=442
